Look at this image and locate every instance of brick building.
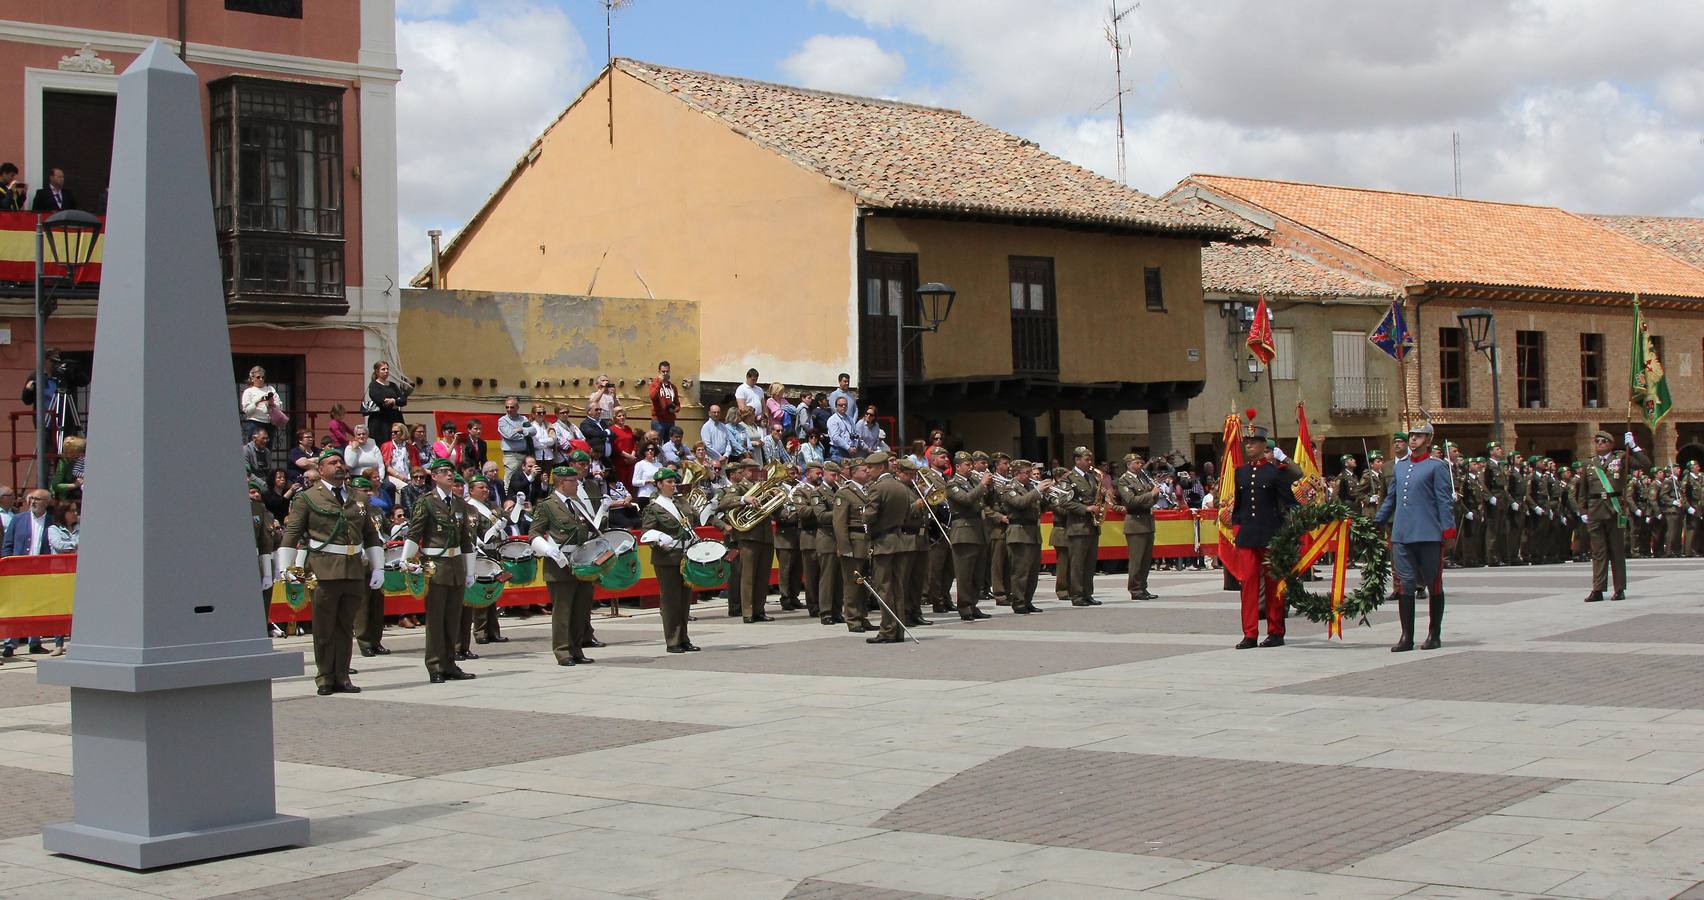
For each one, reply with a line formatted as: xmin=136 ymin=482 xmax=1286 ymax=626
xmin=1168 ymin=177 xmax=1704 ymax=466
xmin=0 ymin=1 xmax=401 ymax=482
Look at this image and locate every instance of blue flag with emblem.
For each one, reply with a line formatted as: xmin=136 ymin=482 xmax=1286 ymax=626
xmin=1368 ymin=300 xmax=1414 ymax=361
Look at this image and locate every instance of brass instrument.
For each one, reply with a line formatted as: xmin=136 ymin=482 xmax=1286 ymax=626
xmin=1090 ymin=466 xmax=1112 ymax=527
xmin=285 ymin=566 xmax=319 ymax=590
xmin=679 ymin=459 xmax=716 ymax=511
xmin=727 ymin=461 xmax=791 ymax=532
xmin=916 ymin=466 xmax=949 ymax=506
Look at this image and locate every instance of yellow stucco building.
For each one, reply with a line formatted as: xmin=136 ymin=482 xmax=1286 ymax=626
xmin=422 ymin=59 xmax=1241 ymax=461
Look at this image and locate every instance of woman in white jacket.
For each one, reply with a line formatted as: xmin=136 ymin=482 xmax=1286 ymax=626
xmin=342 ymin=423 xmax=384 ymax=482
xmin=239 ymin=366 xmax=281 ymax=443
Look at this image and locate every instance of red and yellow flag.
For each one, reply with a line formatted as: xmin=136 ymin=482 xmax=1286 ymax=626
xmin=1215 ymin=412 xmax=1252 ymax=582
xmin=1247 ymin=296 xmax=1275 ymax=366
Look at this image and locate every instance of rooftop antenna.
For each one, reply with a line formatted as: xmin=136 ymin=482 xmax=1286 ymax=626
xmin=1452 ymin=130 xmax=1462 ymax=197
xmin=603 ymin=0 xmax=633 ymax=146
xmin=1103 ymin=2 xmax=1139 ymax=185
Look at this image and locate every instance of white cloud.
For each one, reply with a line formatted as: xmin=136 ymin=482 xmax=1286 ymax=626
xmin=779 ymin=35 xmax=906 ymax=97
xmin=395 ymin=1 xmax=589 ymax=278
xmin=820 ymin=0 xmax=1704 ymax=216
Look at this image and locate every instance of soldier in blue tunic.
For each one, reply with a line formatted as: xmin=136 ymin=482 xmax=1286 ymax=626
xmin=1376 ymin=424 xmax=1456 ymax=651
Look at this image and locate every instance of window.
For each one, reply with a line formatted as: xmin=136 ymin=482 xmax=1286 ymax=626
xmin=1439 ymin=327 xmax=1468 ymax=408
xmin=210 ymin=76 xmax=345 ymax=310
xmin=1009 ymin=257 xmax=1059 ymax=374
xmin=1580 ymin=332 xmax=1605 ymax=408
xmin=226 ymin=0 xmax=303 ymax=17
xmin=1143 ymin=266 xmax=1164 ymax=311
xmin=1268 ymin=329 xmax=1296 ymax=380
xmin=1516 ymin=330 xmax=1546 ymax=408
xmin=858 ymin=253 xmax=919 ymax=380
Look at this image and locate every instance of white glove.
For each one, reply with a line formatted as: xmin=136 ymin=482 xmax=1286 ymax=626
xmin=369 ymin=567 xmax=386 ymax=590
xmin=1689 ymin=507 xmax=1696 ymax=516
xmin=259 ymin=554 xmax=275 ymax=591
xmin=1489 ymin=497 xmax=1497 ymax=506
xmin=402 ymin=539 xmax=421 ymax=560
xmin=276 ymin=546 xmax=298 ymax=572
xmin=465 ymin=564 xmax=478 ymax=587
xmin=282 ymin=566 xmax=302 ymax=585
xmin=366 ymin=547 xmax=386 ymax=591
xmin=1271 ymin=446 xmax=1288 ymax=463
xmin=1512 ymin=503 xmax=1520 ymax=512
xmin=554 ymin=552 xmax=570 ymax=569
xmin=1466 ymin=511 xmax=1474 ymax=521
xmin=1624 ymin=431 xmax=1636 ymax=449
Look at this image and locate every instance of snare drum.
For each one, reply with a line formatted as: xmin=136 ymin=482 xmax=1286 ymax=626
xmin=683 ymin=538 xmax=731 ymax=589
xmin=598 ymin=531 xmax=640 ymax=591
xmin=570 ymin=534 xmax=619 ymax=582
xmin=382 ymin=540 xmax=408 ymax=593
xmin=496 ymin=536 xmax=537 ymax=584
xmin=464 ymin=556 xmax=506 ymax=607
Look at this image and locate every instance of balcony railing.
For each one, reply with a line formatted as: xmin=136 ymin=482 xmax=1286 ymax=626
xmin=1332 ymin=376 xmax=1387 ymax=417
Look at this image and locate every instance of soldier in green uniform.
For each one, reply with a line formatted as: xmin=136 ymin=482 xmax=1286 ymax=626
xmin=1335 ymin=454 xmax=1360 ymax=507
xmin=1048 ymin=466 xmax=1073 ymax=603
xmin=1115 ymin=453 xmax=1161 ymax=600
xmin=1684 ymin=461 xmax=1704 ymax=556
xmin=968 ymin=451 xmax=995 ymax=602
xmin=772 ymin=465 xmax=805 ymax=612
xmin=833 ymin=457 xmax=872 ymax=631
xmin=278 ymin=450 xmax=385 ymax=696
xmin=402 ymin=458 xmax=477 ymax=683
xmin=793 ymin=462 xmax=824 ymax=618
xmin=1576 ymin=430 xmax=1650 ymax=602
xmin=1458 ymin=458 xmax=1485 ymax=567
xmin=530 ymin=464 xmax=596 ymax=665
xmin=945 ymin=451 xmax=994 ymax=621
xmin=986 ymin=453 xmax=1012 ymax=606
xmin=348 ymin=476 xmax=393 ymax=658
xmin=639 ymin=467 xmax=701 ymax=653
xmin=1359 ymin=452 xmax=1385 ymax=520
xmin=252 ymin=477 xmax=279 ymax=633
xmin=921 ymin=450 xmax=956 ymax=616
xmin=1059 ymin=447 xmax=1103 ymax=606
xmin=1568 ymin=463 xmax=1589 ymax=561
xmin=1482 ymin=443 xmax=1508 ymax=566
xmin=899 ymin=458 xmax=935 ymax=627
xmin=1660 ymin=464 xmax=1686 ymax=558
xmin=863 ymin=450 xmax=921 ymax=643
xmin=720 ymin=459 xmax=778 ymax=623
xmin=813 ymin=462 xmax=844 ymax=625
xmin=999 ymin=460 xmax=1045 ymax=614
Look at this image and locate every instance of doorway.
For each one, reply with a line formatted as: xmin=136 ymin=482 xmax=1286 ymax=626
xmin=41 ymin=90 xmax=116 ymax=214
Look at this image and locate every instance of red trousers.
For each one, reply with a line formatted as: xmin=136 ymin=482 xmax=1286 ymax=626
xmin=1239 ymin=547 xmax=1285 ymax=639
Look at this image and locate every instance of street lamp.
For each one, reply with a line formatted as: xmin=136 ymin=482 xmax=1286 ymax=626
xmin=1456 ymin=307 xmax=1502 ymax=446
xmin=34 ymin=209 xmax=102 ymax=489
xmin=896 ymin=282 xmax=956 ymax=447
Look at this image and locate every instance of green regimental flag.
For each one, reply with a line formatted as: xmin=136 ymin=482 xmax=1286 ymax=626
xmin=1631 ymin=296 xmax=1674 ymax=429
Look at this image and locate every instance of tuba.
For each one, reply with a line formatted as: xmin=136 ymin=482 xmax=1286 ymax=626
xmin=727 ymin=461 xmax=791 ymax=532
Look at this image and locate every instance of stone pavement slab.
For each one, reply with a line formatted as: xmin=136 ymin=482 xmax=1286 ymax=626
xmin=1539 ymin=612 xmax=1704 ymax=644
xmin=1271 ymin=649 xmax=1704 ymax=709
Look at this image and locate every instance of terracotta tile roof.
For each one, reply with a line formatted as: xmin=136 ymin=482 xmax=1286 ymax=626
xmin=1189 ymin=175 xmax=1704 ymax=300
xmin=1582 ymin=215 xmax=1704 ymax=271
xmin=617 ymin=59 xmax=1242 ymax=237
xmin=1201 ymin=243 xmax=1401 ymax=299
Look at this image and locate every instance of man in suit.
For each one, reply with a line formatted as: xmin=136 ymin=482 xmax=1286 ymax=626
xmin=0 ymin=489 xmax=54 ymax=656
xmin=1116 ymin=453 xmax=1162 ymax=600
xmin=1575 ymin=429 xmax=1650 ymax=603
xmin=1376 ymin=424 xmax=1456 ymax=651
xmin=277 ymin=451 xmax=386 ymax=695
xmin=506 ymin=455 xmax=547 ymax=507
xmin=30 ymin=167 xmax=76 ymax=212
xmin=1223 ymin=426 xmax=1298 ymax=648
xmin=0 ymin=163 xmax=22 ymax=211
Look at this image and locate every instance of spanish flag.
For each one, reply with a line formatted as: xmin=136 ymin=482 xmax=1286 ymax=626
xmin=1215 ymin=412 xmax=1252 ymax=583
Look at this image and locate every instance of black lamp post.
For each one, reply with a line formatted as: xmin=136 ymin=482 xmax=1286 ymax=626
xmin=896 ymin=282 xmax=956 ymax=447
xmin=34 ymin=209 xmax=102 ymax=489
xmin=1456 ymin=307 xmax=1501 ymax=447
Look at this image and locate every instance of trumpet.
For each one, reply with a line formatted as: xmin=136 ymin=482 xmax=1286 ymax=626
xmin=988 ymin=472 xmax=1013 ymax=488
xmin=728 ymin=461 xmax=791 ymax=532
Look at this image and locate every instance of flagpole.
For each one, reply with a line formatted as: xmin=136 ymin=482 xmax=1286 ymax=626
xmin=1267 ymin=368 xmax=1281 ymax=449
xmin=1627 ymin=294 xmax=1638 ymax=438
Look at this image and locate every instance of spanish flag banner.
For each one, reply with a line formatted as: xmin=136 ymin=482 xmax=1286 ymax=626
xmin=1215 ymin=412 xmax=1252 ymax=583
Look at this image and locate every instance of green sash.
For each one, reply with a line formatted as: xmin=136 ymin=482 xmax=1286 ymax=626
xmin=1592 ymin=462 xmax=1624 ymax=529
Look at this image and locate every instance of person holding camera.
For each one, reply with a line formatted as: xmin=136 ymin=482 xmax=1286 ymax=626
xmin=240 ymin=366 xmax=283 ymax=444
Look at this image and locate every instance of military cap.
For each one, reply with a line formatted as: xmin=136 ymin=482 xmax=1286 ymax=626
xmin=898 ymin=458 xmax=922 ymax=472
xmin=823 ymin=461 xmax=841 ymax=473
xmin=1393 ymin=431 xmax=1408 ymax=441
xmin=804 ymin=460 xmax=823 ymax=471
xmin=1409 ymin=423 xmax=1433 ymax=436
xmin=568 ymin=449 xmax=592 ymax=462
xmin=317 ymin=447 xmax=344 ymax=462
xmin=954 ymin=451 xmax=971 ymax=464
xmin=1072 ymin=446 xmax=1091 ymax=457
xmin=1052 ymin=467 xmax=1069 ymax=478
xmin=653 ymin=467 xmax=679 ymax=482
xmin=863 ymin=450 xmax=890 ymax=466
xmin=247 ymin=475 xmax=265 ymax=491
xmin=551 ymin=464 xmax=578 ymax=479
xmin=1570 ymin=461 xmax=1583 ymax=469
xmin=992 ymin=452 xmax=1011 ymax=461
xmin=971 ymin=451 xmax=990 ymax=462
xmin=426 ymin=457 xmax=455 ymax=471
xmin=1242 ymin=424 xmax=1269 ymax=441
xmin=1486 ymin=441 xmax=1501 ymax=450
xmin=1122 ymin=452 xmax=1142 ymax=463
xmin=1593 ymin=430 xmax=1614 ymax=443
xmin=1369 ymin=450 xmax=1384 ymax=460
xmin=1010 ymin=459 xmax=1030 ymax=469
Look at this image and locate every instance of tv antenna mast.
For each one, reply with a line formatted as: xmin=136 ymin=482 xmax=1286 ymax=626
xmin=1103 ymin=2 xmax=1139 ymax=185
xmin=1452 ymin=130 xmax=1462 ymax=197
xmin=603 ymin=0 xmax=633 ymax=146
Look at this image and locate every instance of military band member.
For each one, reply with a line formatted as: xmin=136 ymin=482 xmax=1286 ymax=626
xmin=1115 ymin=453 xmax=1162 ymax=601
xmin=402 ymin=458 xmax=478 ymax=683
xmin=1048 ymin=466 xmax=1073 ymax=603
xmin=350 ymin=476 xmax=393 ymax=657
xmin=794 ymin=462 xmax=825 ymax=618
xmin=720 ymin=459 xmax=778 ymax=623
xmin=1685 ymin=461 xmax=1704 ymax=557
xmin=1359 ymin=452 xmax=1385 ymax=521
xmin=252 ymin=477 xmax=279 ymax=633
xmin=457 ymin=476 xmax=503 ymax=658
xmin=1224 ymin=428 xmax=1297 ymax=648
xmin=531 ymin=465 xmax=596 ymax=665
xmin=1458 ymin=458 xmax=1486 ymax=568
xmin=639 ymin=467 xmax=701 ymax=653
xmin=900 ymin=458 xmax=935 ymax=627
xmin=863 ymin=450 xmax=920 ymax=644
xmin=1483 ymin=442 xmax=1509 ymax=566
xmin=279 ymin=450 xmax=385 ymax=695
xmin=1376 ymin=424 xmax=1455 ymax=651
xmin=1058 ymin=448 xmax=1103 ymax=606
xmin=773 ymin=465 xmax=806 ymax=612
xmin=923 ymin=450 xmax=956 ymax=615
xmin=814 ymin=462 xmax=845 ymax=625
xmin=986 ymin=453 xmax=1012 ymax=606
xmin=1661 ymin=465 xmax=1687 ymax=558
xmin=1334 ymin=454 xmax=1360 ymax=507
xmin=1575 ymin=430 xmax=1650 ymax=603
xmin=998 ymin=460 xmax=1044 ymax=614
xmin=834 ymin=457 xmax=873 ymax=631
xmin=946 ymin=451 xmax=994 ymax=621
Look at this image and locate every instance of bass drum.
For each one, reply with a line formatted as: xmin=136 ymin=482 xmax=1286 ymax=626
xmin=464 ymin=556 xmax=506 ymax=607
xmin=683 ymin=539 xmax=731 ymax=589
xmin=382 ymin=540 xmax=409 ymax=593
xmin=496 ymin=536 xmax=537 ymax=584
xmin=598 ymin=531 xmax=640 ymax=591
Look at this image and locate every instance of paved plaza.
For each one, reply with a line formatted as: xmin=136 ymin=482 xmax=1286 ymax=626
xmin=2 ymin=559 xmax=1704 ymax=898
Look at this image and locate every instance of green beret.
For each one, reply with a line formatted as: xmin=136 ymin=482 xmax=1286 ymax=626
xmin=551 ymin=465 xmax=577 ymax=479
xmin=318 ymin=448 xmax=343 ymax=462
xmin=426 ymin=457 xmax=455 ymax=471
xmin=569 ymin=450 xmax=592 ymax=462
xmin=1339 ymin=454 xmax=1353 ymax=464
xmin=653 ymin=467 xmax=679 ymax=482
xmin=1393 ymin=432 xmax=1408 ymax=441
xmin=1486 ymin=441 xmax=1501 ymax=450
xmin=350 ymin=476 xmax=374 ymax=489
xmin=453 ymin=474 xmax=466 ymax=484
xmin=247 ymin=476 xmax=265 ymax=491
xmin=1368 ymin=451 xmax=1383 ymax=460
xmin=1265 ymin=438 xmax=1277 ymax=448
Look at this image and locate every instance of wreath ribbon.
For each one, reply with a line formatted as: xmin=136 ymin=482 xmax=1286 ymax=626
xmin=1273 ymin=517 xmax=1353 ymax=639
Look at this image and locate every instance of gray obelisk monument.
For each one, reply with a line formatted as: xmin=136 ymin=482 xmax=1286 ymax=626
xmin=35 ymin=42 xmax=307 ymax=870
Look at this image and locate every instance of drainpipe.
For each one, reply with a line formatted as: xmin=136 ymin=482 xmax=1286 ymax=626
xmin=427 ymin=230 xmax=442 ymax=289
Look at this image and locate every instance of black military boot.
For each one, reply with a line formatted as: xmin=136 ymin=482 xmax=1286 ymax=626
xmin=1583 ymin=591 xmax=1605 ymax=603
xmin=1420 ymin=592 xmax=1444 ymax=650
xmin=1391 ymin=593 xmax=1415 ymax=652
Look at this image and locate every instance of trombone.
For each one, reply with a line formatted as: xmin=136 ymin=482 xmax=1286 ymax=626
xmin=911 ymin=467 xmax=952 ymax=540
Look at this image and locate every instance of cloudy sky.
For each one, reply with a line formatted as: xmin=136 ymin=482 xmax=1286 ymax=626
xmin=395 ymin=0 xmax=1704 ymax=275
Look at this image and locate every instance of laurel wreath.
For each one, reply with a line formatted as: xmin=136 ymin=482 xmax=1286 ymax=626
xmin=1266 ymin=500 xmax=1389 ymax=627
